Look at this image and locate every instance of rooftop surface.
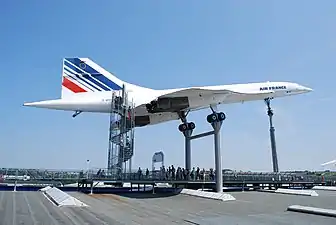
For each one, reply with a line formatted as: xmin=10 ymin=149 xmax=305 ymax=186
xmin=0 ymin=190 xmax=335 ymax=225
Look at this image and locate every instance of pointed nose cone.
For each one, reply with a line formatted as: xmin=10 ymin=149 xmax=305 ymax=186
xmin=298 ymin=85 xmax=313 ymax=93
xmin=303 ymin=86 xmax=313 ymax=92
xmin=23 ymin=102 xmax=35 ymax=107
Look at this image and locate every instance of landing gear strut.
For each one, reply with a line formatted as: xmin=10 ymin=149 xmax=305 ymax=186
xmin=178 ymin=111 xmax=195 ymax=171
xmin=177 ymin=106 xmax=226 ymax=193
xmin=72 ymin=110 xmax=82 ymax=118
xmin=264 ymin=98 xmax=279 ymax=173
xmin=208 ymin=106 xmax=226 ymax=193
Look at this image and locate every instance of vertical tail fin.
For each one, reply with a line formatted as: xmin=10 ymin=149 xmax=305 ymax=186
xmin=61 ymin=58 xmax=124 ymax=98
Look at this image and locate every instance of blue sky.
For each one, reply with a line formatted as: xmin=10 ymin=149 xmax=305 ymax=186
xmin=1 ymin=1 xmax=335 ymax=171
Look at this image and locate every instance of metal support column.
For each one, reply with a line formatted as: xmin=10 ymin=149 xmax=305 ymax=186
xmin=179 ymin=106 xmax=225 ymax=193
xmin=129 ymin=158 xmax=132 ymax=174
xmin=211 ymin=121 xmax=223 ymax=193
xmin=183 ymin=130 xmax=193 ymax=171
xmin=265 ymin=98 xmax=279 ymax=173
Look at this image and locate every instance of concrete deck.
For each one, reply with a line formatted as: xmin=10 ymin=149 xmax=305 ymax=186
xmin=0 ymin=191 xmax=123 ymax=225
xmin=0 ymin=190 xmax=335 ymax=224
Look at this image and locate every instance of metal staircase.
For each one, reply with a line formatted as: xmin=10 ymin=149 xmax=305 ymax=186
xmin=107 ymin=85 xmax=135 ymax=177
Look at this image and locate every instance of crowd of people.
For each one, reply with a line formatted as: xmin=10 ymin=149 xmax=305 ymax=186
xmin=132 ymin=166 xmax=328 ymax=183
xmin=136 ymin=165 xmax=215 ymax=181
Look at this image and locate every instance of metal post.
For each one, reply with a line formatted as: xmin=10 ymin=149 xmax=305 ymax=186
xmin=265 ymin=99 xmax=279 ymax=173
xmin=129 ymin=158 xmax=132 ymax=174
xmin=183 ymin=130 xmax=193 ymax=171
xmin=13 ymin=181 xmax=17 ymax=192
xmin=212 ymin=121 xmax=223 ymax=193
xmin=86 ymin=160 xmax=90 ymax=179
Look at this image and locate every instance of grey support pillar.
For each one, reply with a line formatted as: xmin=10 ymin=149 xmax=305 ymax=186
xmin=129 ymin=158 xmax=132 ymax=174
xmin=211 ymin=121 xmax=223 ymax=193
xmin=265 ymin=99 xmax=279 ymax=173
xmin=183 ymin=129 xmax=193 ymax=171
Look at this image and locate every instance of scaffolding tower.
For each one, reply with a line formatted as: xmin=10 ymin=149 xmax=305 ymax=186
xmin=107 ymin=85 xmax=135 ymax=178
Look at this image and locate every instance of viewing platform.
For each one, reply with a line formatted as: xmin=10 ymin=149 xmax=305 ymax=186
xmin=76 ymin=171 xmax=326 ymax=191
xmin=0 ymin=168 xmax=333 ymax=192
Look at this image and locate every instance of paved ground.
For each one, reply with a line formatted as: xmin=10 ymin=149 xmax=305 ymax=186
xmin=0 ymin=191 xmax=123 ymax=225
xmin=0 ymin=190 xmax=335 ymax=224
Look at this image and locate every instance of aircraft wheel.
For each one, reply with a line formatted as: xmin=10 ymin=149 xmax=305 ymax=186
xmin=150 ymin=100 xmax=157 ymax=105
xmin=146 ymin=103 xmax=152 ymax=111
xmin=207 ymin=113 xmax=218 ymax=123
xmin=206 ymin=114 xmax=212 ymax=123
xmin=178 ymin=123 xmax=188 ymax=132
xmin=218 ymin=112 xmax=226 ymax=121
xmin=188 ymin=122 xmax=196 ymax=130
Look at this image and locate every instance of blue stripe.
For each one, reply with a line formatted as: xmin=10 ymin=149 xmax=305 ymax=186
xmin=65 ymin=58 xmax=122 ymax=90
xmin=64 ymin=71 xmax=95 ymax=91
xmin=66 ymin=58 xmax=98 ymax=74
xmin=64 ymin=61 xmax=84 ymax=74
xmin=93 ymin=74 xmax=122 ymax=91
xmin=82 ymin=74 xmax=110 ymax=91
xmin=64 ymin=67 xmax=101 ymax=91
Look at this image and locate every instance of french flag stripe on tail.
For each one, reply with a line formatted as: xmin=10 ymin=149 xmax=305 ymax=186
xmin=64 ymin=67 xmax=101 ymax=91
xmin=65 ymin=58 xmax=122 ymax=91
xmin=62 ymin=77 xmax=87 ymax=93
xmin=64 ymin=71 xmax=95 ymax=91
xmin=64 ymin=59 xmax=112 ymax=91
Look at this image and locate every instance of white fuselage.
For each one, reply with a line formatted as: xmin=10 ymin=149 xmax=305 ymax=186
xmin=24 ymin=81 xmax=312 ymax=117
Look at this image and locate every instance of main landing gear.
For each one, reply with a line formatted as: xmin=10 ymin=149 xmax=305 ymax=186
xmin=177 ymin=107 xmax=226 ymax=193
xmin=177 ymin=111 xmax=226 ymax=133
xmin=177 ymin=111 xmax=194 ymax=172
xmin=178 ymin=122 xmax=195 ymax=132
xmin=206 ymin=112 xmax=226 ymax=124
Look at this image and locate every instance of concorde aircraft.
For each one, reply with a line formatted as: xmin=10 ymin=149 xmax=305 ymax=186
xmin=23 ymin=58 xmax=312 ymax=131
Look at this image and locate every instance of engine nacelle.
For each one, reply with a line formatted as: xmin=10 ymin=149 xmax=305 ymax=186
xmin=135 ymin=115 xmax=150 ymax=127
xmin=156 ymin=97 xmax=189 ymax=110
xmin=146 ymin=97 xmax=189 ymax=113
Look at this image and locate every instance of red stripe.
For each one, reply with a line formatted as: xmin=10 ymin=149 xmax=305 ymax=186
xmin=62 ymin=77 xmax=87 ymax=93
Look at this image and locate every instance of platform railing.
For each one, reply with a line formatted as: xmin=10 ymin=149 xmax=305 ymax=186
xmin=80 ymin=170 xmax=326 ymax=184
xmin=0 ymin=168 xmax=332 ymax=184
